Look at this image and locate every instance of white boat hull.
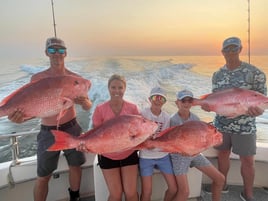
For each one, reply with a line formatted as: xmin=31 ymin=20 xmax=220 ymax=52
xmin=0 ymin=153 xmax=95 ymax=201
xmin=0 ymin=143 xmax=268 ymax=201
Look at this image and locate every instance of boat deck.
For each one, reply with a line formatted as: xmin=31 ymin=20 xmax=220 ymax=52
xmin=78 ymin=185 xmax=268 ymax=201
xmin=201 ymin=185 xmax=268 ymax=201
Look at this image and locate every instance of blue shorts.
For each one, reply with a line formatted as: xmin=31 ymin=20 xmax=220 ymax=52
xmin=139 ymin=155 xmax=174 ymax=176
xmin=37 ymin=118 xmax=86 ymax=177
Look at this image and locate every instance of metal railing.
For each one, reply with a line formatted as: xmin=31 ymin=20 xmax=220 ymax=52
xmin=0 ymin=131 xmax=39 ymax=165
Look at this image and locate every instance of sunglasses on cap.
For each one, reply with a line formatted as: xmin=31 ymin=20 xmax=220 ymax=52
xmin=222 ymin=46 xmax=240 ymax=53
xmin=180 ymin=98 xmax=193 ymax=103
xmin=150 ymin=95 xmax=166 ymax=103
xmin=47 ymin=47 xmax=66 ymax=54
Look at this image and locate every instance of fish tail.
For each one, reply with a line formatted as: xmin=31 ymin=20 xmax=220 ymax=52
xmin=47 ymin=130 xmax=77 ymax=151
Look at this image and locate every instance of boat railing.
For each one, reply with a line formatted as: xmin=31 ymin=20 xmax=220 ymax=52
xmin=0 ymin=131 xmax=39 ymax=166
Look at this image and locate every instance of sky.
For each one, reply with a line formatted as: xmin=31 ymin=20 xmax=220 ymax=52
xmin=0 ymin=0 xmax=267 ymax=58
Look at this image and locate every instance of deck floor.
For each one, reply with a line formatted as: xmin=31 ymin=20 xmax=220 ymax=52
xmin=201 ymin=185 xmax=268 ymax=201
xmin=80 ymin=185 xmax=268 ymax=201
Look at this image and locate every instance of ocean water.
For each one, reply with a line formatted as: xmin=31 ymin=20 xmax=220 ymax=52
xmin=0 ymin=55 xmax=268 ymax=162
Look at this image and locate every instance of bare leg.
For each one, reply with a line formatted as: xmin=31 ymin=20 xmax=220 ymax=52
xmin=162 ymin=173 xmax=177 ymax=201
xmin=217 ymin=150 xmax=231 ymax=187
xmin=140 ymin=175 xmax=153 ymax=201
xmin=121 ymin=165 xmax=139 ymax=201
xmin=69 ymin=166 xmax=82 ymax=191
xmin=198 ymin=165 xmax=224 ymax=201
xmin=102 ymin=168 xmax=123 ymax=201
xmin=173 ymin=174 xmax=189 ymax=201
xmin=34 ymin=175 xmax=51 ymax=201
xmin=240 ymin=155 xmax=255 ymax=199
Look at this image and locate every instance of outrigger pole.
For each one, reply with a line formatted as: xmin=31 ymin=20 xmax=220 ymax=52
xmin=247 ymin=0 xmax=251 ymax=64
xmin=51 ymin=0 xmax=57 ymax=37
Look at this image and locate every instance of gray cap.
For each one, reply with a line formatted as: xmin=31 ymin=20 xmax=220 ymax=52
xmin=150 ymin=87 xmax=167 ymax=99
xmin=222 ymin=37 xmax=241 ymax=50
xmin=176 ymin=89 xmax=193 ymax=100
xmin=46 ymin=37 xmax=66 ymax=49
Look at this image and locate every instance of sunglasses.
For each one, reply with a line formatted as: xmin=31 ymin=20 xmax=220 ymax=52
xmin=47 ymin=47 xmax=66 ymax=54
xmin=181 ymin=98 xmax=193 ymax=103
xmin=150 ymin=95 xmax=166 ymax=103
xmin=222 ymin=46 xmax=240 ymax=53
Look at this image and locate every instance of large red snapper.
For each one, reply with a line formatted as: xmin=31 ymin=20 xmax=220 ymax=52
xmin=47 ymin=115 xmax=158 ymax=153
xmin=136 ymin=121 xmax=222 ymax=156
xmin=0 ymin=75 xmax=90 ymax=120
xmin=192 ymin=88 xmax=268 ymax=118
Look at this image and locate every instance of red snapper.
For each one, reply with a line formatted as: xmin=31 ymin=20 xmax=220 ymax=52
xmin=192 ymin=88 xmax=268 ymax=118
xmin=136 ymin=121 xmax=223 ymax=156
xmin=0 ymin=75 xmax=90 ymax=121
xmin=47 ymin=115 xmax=158 ymax=153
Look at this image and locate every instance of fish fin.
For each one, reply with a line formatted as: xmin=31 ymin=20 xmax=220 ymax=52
xmin=55 ymin=97 xmax=74 ymax=127
xmin=23 ymin=116 xmax=36 ymax=121
xmin=47 ymin=130 xmax=77 ymax=151
xmin=199 ymin=93 xmax=210 ymax=100
xmin=157 ymin=126 xmax=176 ymax=137
xmin=77 ymin=124 xmax=106 ymax=138
xmin=134 ymin=140 xmax=152 ymax=150
xmin=56 ymin=110 xmax=68 ymax=128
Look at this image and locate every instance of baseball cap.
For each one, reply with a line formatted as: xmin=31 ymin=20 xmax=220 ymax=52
xmin=222 ymin=37 xmax=241 ymax=50
xmin=150 ymin=87 xmax=167 ymax=99
xmin=46 ymin=37 xmax=66 ymax=49
xmin=177 ymin=89 xmax=193 ymax=100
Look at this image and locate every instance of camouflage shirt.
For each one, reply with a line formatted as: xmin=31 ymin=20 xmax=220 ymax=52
xmin=212 ymin=61 xmax=267 ymax=135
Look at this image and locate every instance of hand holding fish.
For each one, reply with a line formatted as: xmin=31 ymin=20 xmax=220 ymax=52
xmin=8 ymin=109 xmax=25 ymax=123
xmin=200 ymin=102 xmax=211 ymax=112
xmin=76 ymin=141 xmax=91 ymax=152
xmin=247 ymin=106 xmax=264 ymax=117
xmin=74 ymin=96 xmax=92 ymax=110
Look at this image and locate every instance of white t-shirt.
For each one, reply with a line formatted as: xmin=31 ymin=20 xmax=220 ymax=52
xmin=139 ymin=107 xmax=170 ymax=159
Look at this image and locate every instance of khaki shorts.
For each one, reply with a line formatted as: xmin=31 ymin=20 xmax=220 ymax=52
xmin=215 ymin=132 xmax=256 ymax=156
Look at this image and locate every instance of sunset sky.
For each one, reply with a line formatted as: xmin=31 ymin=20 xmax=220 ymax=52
xmin=0 ymin=0 xmax=267 ymax=58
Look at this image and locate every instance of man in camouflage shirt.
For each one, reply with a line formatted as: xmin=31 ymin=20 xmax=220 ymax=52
xmin=206 ymin=37 xmax=266 ymax=201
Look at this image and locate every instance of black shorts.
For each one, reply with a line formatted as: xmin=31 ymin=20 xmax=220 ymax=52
xmin=37 ymin=118 xmax=86 ymax=177
xmin=98 ymin=151 xmax=139 ymax=169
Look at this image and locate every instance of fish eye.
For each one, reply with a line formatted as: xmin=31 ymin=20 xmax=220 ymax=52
xmin=130 ymin=135 xmax=136 ymax=140
xmin=74 ymin=80 xmax=79 ymax=85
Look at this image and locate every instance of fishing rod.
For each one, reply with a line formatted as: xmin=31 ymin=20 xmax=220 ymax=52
xmin=51 ymin=0 xmax=57 ymax=37
xmin=248 ymin=0 xmax=250 ymax=64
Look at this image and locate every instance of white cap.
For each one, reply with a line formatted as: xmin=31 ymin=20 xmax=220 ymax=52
xmin=176 ymin=89 xmax=193 ymax=100
xmin=150 ymin=87 xmax=167 ymax=99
